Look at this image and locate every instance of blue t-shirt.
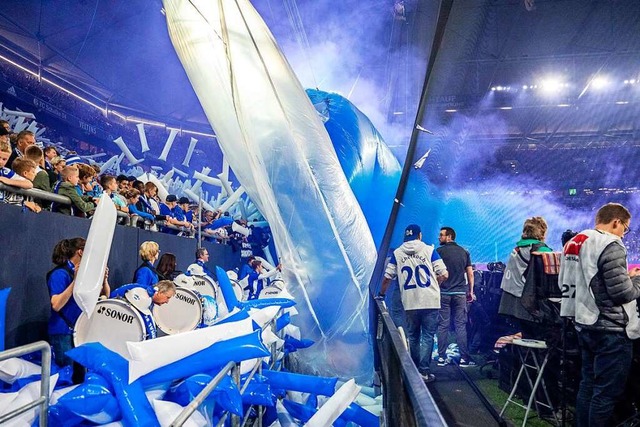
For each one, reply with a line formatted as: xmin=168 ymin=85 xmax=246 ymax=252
xmin=159 ymin=204 xmax=182 ymax=234
xmin=47 ymin=262 xmax=82 ymax=335
xmin=133 ymin=261 xmax=159 ymax=287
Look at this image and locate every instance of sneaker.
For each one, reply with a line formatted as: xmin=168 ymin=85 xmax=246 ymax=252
xmin=421 ymin=373 xmax=436 ymax=383
xmin=436 ymin=357 xmax=450 ymax=366
xmin=459 ymin=358 xmax=476 ymax=367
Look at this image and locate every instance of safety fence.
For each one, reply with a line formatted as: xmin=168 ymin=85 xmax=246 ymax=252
xmin=0 ymin=182 xmax=195 ymax=234
xmin=0 ymin=341 xmax=51 ymax=426
xmin=373 ymin=298 xmax=447 ymax=427
xmin=0 ymin=314 xmax=284 ymax=427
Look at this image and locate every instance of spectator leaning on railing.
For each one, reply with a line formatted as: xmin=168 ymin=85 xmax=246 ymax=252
xmin=100 ymin=174 xmax=128 ymax=213
xmin=8 ymin=158 xmax=41 ymax=213
xmin=24 ymin=145 xmax=52 ymax=192
xmin=0 ymin=140 xmax=33 ymax=203
xmin=52 ymin=166 xmax=96 ymax=216
xmin=49 ymin=156 xmax=66 ymax=186
xmin=124 ymin=189 xmax=155 ymax=223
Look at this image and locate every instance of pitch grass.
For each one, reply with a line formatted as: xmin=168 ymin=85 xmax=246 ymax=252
xmin=474 ymin=377 xmax=551 ymax=427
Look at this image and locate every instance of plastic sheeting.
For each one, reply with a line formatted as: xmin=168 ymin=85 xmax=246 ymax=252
xmin=163 ymin=0 xmax=376 ymax=380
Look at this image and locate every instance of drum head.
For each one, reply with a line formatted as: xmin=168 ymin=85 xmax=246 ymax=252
xmin=74 ymin=299 xmax=146 ymax=357
xmin=269 ymin=279 xmax=285 ymax=291
xmin=153 ymin=288 xmax=203 ymax=335
xmin=191 ymin=275 xmax=217 ymax=299
xmin=258 ymin=286 xmax=283 ymax=299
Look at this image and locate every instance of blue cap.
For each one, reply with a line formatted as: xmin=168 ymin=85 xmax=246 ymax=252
xmin=404 ymin=224 xmax=421 ymax=242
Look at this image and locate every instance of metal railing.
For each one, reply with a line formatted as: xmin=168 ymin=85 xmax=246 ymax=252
xmin=0 ymin=341 xmax=51 ymax=427
xmin=171 ymin=311 xmax=284 ymax=427
xmin=0 ymin=183 xmax=195 ymax=234
xmin=374 ymin=298 xmax=447 ymax=427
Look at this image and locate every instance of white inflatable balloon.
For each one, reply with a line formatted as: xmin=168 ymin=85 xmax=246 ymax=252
xmin=304 ymin=379 xmax=360 ymax=427
xmin=0 ymin=374 xmax=58 ymax=426
xmin=158 ymin=128 xmax=179 ymax=162
xmin=218 ymin=186 xmax=245 ymax=213
xmin=126 ymin=317 xmax=254 ymax=383
xmin=151 ymin=399 xmax=208 ymax=427
xmin=73 ymin=195 xmax=117 ymax=318
xmin=136 ymin=123 xmax=150 ymax=153
xmin=113 ymin=137 xmax=143 ymax=166
xmin=0 ymin=358 xmax=41 ymax=384
xmin=182 ymin=137 xmax=198 ymax=167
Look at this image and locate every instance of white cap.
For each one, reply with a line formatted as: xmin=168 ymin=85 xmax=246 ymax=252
xmin=174 ymin=273 xmax=195 ymax=289
xmin=187 ymin=263 xmax=205 ymax=276
xmin=125 ymin=287 xmax=152 ymax=316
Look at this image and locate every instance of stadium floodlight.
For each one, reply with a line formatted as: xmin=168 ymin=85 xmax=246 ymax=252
xmin=590 ymin=76 xmax=610 ymax=90
xmin=499 ymin=106 xmax=512 ymax=110
xmin=540 ymin=77 xmax=565 ymax=94
xmin=491 ymin=87 xmax=496 ymax=91
xmin=522 ymin=85 xmax=528 ymax=90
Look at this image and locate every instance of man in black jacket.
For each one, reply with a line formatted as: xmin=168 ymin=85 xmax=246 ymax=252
xmin=560 ymin=203 xmax=640 ymax=426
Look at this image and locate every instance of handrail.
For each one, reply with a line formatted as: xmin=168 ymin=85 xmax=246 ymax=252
xmin=374 ymin=298 xmax=447 ymax=427
xmin=175 ymin=310 xmax=284 ymax=427
xmin=170 ymin=360 xmax=236 ymax=427
xmin=0 ymin=182 xmax=71 ymax=204
xmin=0 ymin=183 xmax=197 ymax=233
xmin=0 ymin=341 xmax=51 ymax=426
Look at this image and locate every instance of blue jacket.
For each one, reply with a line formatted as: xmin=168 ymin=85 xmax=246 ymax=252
xmin=133 ymin=261 xmax=159 ymax=287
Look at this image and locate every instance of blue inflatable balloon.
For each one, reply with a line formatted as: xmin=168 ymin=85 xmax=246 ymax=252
xmin=238 ymin=298 xmax=296 ymax=310
xmin=67 ymin=343 xmax=159 ymax=427
xmin=139 ymin=330 xmax=270 ymax=387
xmin=306 ymin=89 xmax=402 ymax=247
xmin=215 ymin=266 xmax=239 ymax=310
xmin=275 ymin=312 xmax=291 ymax=331
xmin=56 ymin=372 xmax=121 ymax=423
xmin=241 ymin=377 xmax=274 ymax=407
xmin=261 ymin=370 xmax=337 ymax=396
xmin=0 ymin=288 xmax=10 ymax=351
xmin=165 ymin=373 xmax=243 ymax=416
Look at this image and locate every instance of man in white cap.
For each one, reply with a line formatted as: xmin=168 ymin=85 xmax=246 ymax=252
xmin=111 ymin=280 xmax=176 ymax=339
xmin=379 ymin=224 xmax=449 ymax=383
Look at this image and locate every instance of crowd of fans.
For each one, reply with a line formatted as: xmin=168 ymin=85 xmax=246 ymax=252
xmin=0 ymin=121 xmax=262 ymax=248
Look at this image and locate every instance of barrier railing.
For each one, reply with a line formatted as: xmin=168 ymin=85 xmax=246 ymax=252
xmin=374 ymin=298 xmax=447 ymax=427
xmin=0 ymin=183 xmax=195 ymax=234
xmin=171 ymin=310 xmax=284 ymax=427
xmin=0 ymin=341 xmax=51 ymax=426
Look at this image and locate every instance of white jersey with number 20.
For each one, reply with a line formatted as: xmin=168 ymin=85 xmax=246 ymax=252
xmin=384 ymin=240 xmax=447 ymax=310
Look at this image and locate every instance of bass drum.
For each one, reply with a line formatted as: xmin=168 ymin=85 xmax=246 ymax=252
xmin=74 ymin=299 xmax=150 ymax=357
xmin=190 ymin=274 xmax=218 ymax=299
xmin=257 ymin=278 xmax=285 ymax=299
xmin=153 ymin=287 xmax=204 ymax=335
